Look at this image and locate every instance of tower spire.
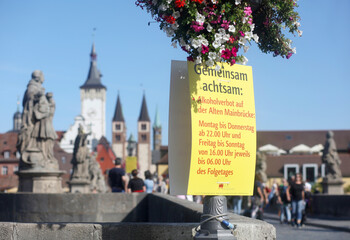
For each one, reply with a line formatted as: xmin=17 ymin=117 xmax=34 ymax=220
xmin=138 ymin=94 xmax=150 ymax=122
xmin=80 ymin=43 xmax=106 ymax=89
xmin=113 ymin=94 xmax=125 ymax=122
xmin=153 ymin=105 xmax=161 ymax=129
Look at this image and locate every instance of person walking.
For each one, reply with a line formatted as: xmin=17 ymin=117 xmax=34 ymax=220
xmin=287 ymin=173 xmax=305 ymax=228
xmin=108 ymin=158 xmax=128 ymax=193
xmin=251 ymin=179 xmax=268 ymax=220
xmin=128 ymin=169 xmax=146 ymax=193
xmin=277 ymin=179 xmax=291 ymax=224
xmin=232 ymin=196 xmax=242 ymax=215
xmin=144 ymin=170 xmax=154 ymax=193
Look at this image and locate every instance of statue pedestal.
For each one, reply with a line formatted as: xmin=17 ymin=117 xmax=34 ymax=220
xmin=17 ymin=170 xmax=65 ymax=193
xmin=321 ymin=179 xmax=344 ymax=194
xmin=68 ymin=179 xmax=91 ymax=193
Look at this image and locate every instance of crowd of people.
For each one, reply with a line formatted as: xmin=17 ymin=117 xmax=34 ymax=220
xmin=107 ymin=157 xmax=169 ymax=194
xmin=236 ymin=173 xmax=312 ymax=228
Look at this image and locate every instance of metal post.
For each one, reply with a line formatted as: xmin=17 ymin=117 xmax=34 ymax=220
xmin=194 ymin=196 xmax=236 ymax=240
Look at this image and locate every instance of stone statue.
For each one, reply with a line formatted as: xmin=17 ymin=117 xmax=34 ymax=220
xmin=89 ymin=157 xmax=107 ymax=193
xmin=256 ymin=151 xmax=267 ymax=183
xmin=70 ymin=125 xmax=91 ymax=180
xmin=322 ymin=131 xmax=342 ymax=181
xmin=17 ymin=70 xmax=58 ymax=170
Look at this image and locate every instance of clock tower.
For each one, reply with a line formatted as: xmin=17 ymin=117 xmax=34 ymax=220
xmin=80 ymin=43 xmax=106 ymax=148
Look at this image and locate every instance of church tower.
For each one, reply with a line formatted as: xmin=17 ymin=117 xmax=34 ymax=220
xmin=153 ymin=106 xmax=162 ymax=151
xmin=112 ymin=94 xmax=127 ymax=163
xmin=80 ymin=43 xmax=106 ymax=148
xmin=137 ymin=94 xmax=151 ymax=176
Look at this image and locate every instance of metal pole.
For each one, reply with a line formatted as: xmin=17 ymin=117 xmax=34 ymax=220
xmin=194 ymin=196 xmax=236 ymax=240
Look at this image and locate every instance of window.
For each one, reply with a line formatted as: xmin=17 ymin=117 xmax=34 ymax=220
xmin=70 ymin=140 xmax=73 ymax=145
xmin=4 ymin=151 xmax=10 ymax=159
xmin=302 ymin=164 xmax=318 ymax=182
xmin=16 ymin=151 xmax=20 ymax=159
xmin=14 ymin=166 xmax=19 ymax=172
xmin=87 ymin=140 xmax=90 ymax=145
xmin=141 ymin=124 xmax=147 ymax=130
xmin=2 ymin=166 xmax=8 ymax=175
xmin=115 ymin=135 xmax=121 ymax=141
xmin=61 ymin=157 xmax=66 ymax=164
xmin=284 ymin=164 xmax=299 ymax=180
xmin=141 ymin=134 xmax=147 ymax=141
xmin=321 ymin=163 xmax=326 ymax=178
xmin=100 ymin=157 xmax=104 ymax=162
xmin=115 ymin=124 xmax=121 ymax=131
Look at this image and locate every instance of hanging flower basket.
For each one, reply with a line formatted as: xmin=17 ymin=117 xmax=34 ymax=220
xmin=136 ymin=0 xmax=301 ymax=68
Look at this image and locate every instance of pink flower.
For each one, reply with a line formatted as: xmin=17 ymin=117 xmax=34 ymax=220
xmin=231 ymin=47 xmax=238 ymax=57
xmin=191 ymin=21 xmax=204 ymax=32
xmin=187 ymin=56 xmax=194 ymax=61
xmin=221 ymin=20 xmax=230 ymax=30
xmin=201 ymin=45 xmax=209 ymax=54
xmin=248 ymin=18 xmax=253 ymax=25
xmin=230 ymin=59 xmax=236 ymax=65
xmin=286 ymin=52 xmax=293 ymax=59
xmin=244 ymin=6 xmax=252 ymax=17
xmin=221 ymin=48 xmax=232 ymax=60
xmin=229 ymin=36 xmax=235 ymax=43
xmin=239 ymin=31 xmax=245 ymax=37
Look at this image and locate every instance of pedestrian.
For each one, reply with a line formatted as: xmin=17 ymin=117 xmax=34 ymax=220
xmin=156 ymin=175 xmax=168 ymax=194
xmin=127 ymin=169 xmax=146 ymax=193
xmin=251 ymin=177 xmax=268 ymax=220
xmin=232 ymin=196 xmax=242 ymax=215
xmin=144 ymin=170 xmax=154 ymax=193
xmin=277 ymin=179 xmax=291 ymax=224
xmin=301 ymin=180 xmax=312 ymax=225
xmin=108 ymin=157 xmax=128 ymax=193
xmin=287 ymin=173 xmax=305 ymax=228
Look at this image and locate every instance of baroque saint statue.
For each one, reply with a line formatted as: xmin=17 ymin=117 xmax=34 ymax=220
xmin=70 ymin=125 xmax=91 ymax=180
xmin=322 ymin=131 xmax=342 ymax=181
xmin=17 ymin=70 xmax=58 ymax=170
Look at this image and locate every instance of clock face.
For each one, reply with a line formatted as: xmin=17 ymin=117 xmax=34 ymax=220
xmin=87 ymin=108 xmax=97 ymax=117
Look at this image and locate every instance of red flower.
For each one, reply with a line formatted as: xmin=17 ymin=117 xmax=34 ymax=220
xmin=221 ymin=48 xmax=232 ymax=60
xmin=164 ymin=15 xmax=176 ymax=24
xmin=175 ymin=0 xmax=186 ymax=8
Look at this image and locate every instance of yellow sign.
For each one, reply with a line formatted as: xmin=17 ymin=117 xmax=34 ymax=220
xmin=187 ymin=62 xmax=256 ymax=195
xmin=168 ymin=60 xmax=256 ymax=196
xmin=125 ymin=156 xmax=137 ymax=174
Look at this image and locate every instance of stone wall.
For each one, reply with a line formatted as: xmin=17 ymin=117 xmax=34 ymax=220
xmin=0 ymin=193 xmax=276 ymax=239
xmin=311 ymin=194 xmax=350 ymax=217
xmin=0 ymin=193 xmax=148 ymax=222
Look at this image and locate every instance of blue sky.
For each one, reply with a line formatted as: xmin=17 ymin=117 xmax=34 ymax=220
xmin=0 ymin=0 xmax=349 ymax=145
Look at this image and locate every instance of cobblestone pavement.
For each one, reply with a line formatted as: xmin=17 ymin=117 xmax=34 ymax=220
xmin=264 ymin=213 xmax=350 ymax=240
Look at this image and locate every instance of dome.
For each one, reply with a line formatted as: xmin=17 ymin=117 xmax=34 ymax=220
xmin=13 ymin=111 xmax=21 ymax=119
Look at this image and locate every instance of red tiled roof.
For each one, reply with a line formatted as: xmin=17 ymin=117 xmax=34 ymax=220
xmin=56 ymin=131 xmax=66 ymax=142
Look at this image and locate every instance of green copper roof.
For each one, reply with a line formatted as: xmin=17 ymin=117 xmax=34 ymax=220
xmin=153 ymin=106 xmax=161 ymax=129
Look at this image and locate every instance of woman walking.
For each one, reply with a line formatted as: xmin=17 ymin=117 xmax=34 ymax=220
xmin=287 ymin=173 xmax=305 ymax=228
